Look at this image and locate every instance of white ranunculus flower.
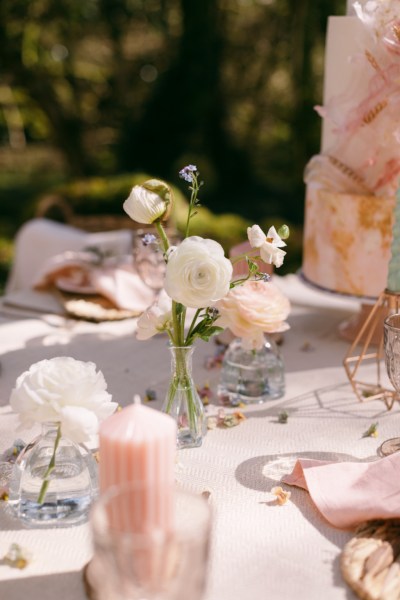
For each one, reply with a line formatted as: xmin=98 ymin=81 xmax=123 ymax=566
xmin=247 ymin=224 xmax=287 ymax=268
xmin=123 ymin=179 xmax=172 ymax=224
xmin=136 ymin=290 xmax=173 ymax=340
xmin=10 ymin=357 xmax=117 ymax=443
xmin=59 ymin=406 xmax=99 ymax=444
xmin=164 ymin=236 xmax=233 ymax=308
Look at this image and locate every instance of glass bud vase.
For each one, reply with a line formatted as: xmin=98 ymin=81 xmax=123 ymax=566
xmin=9 ymin=422 xmax=98 ymax=527
xmin=218 ymin=336 xmax=285 ymax=404
xmin=162 ymin=346 xmax=205 ymax=449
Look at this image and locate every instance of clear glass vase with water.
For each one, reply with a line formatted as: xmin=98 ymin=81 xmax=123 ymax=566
xmin=9 ymin=422 xmax=98 ymax=526
xmin=218 ymin=336 xmax=285 ymax=404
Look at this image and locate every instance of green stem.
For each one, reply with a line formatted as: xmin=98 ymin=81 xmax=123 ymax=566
xmin=230 ymin=250 xmax=259 ymax=264
xmin=37 ymin=424 xmax=62 ymax=504
xmin=185 ymin=308 xmax=202 ymax=345
xmin=165 ymin=346 xmax=199 ymax=434
xmin=155 ymin=220 xmax=170 ymax=254
xmin=184 ymin=176 xmax=200 ymax=238
xmin=172 ymin=301 xmax=184 ymax=345
xmin=231 ymin=274 xmax=251 ymax=288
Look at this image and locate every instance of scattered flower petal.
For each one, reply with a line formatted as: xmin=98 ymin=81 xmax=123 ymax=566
xmin=300 ymin=341 xmax=315 ymax=352
xmin=207 ymin=416 xmax=218 ymax=430
xmin=363 ymin=422 xmax=379 ymax=438
xmin=1 ymin=440 xmax=26 ymax=463
xmin=271 ymin=486 xmax=291 ymax=505
xmin=4 ymin=543 xmax=32 ymax=569
xmin=278 ymin=410 xmax=289 ymax=424
xmin=198 ymin=383 xmax=212 ymax=405
xmin=144 ymin=388 xmax=157 ymax=402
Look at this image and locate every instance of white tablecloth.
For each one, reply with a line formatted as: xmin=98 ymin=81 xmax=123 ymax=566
xmin=0 ymin=275 xmax=397 ymax=600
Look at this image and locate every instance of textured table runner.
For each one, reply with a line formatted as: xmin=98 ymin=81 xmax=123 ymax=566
xmin=0 ymin=276 xmax=396 ymax=600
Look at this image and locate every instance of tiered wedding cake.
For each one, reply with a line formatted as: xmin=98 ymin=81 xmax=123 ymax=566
xmin=302 ymin=1 xmax=400 ymax=298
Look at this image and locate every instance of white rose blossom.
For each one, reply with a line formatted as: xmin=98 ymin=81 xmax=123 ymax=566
xmin=247 ymin=224 xmax=287 ymax=268
xmin=136 ymin=290 xmax=173 ymax=340
xmin=10 ymin=357 xmax=117 ymax=443
xmin=164 ymin=236 xmax=233 ymax=309
xmin=123 ymin=179 xmax=172 ymax=225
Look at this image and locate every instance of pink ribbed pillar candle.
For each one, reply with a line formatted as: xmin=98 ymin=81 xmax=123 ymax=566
xmin=99 ymin=396 xmax=177 ymax=533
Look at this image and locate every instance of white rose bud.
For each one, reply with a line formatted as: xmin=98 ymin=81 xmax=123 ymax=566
xmin=123 ymin=179 xmax=173 ymax=225
xmin=136 ymin=290 xmax=173 ymax=340
xmin=164 ymin=236 xmax=233 ymax=308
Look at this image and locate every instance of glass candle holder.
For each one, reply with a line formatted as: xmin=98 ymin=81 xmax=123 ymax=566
xmin=88 ymin=483 xmax=212 ymax=600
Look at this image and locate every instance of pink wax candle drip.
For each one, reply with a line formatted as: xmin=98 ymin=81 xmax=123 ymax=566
xmin=99 ymin=395 xmax=177 ymax=534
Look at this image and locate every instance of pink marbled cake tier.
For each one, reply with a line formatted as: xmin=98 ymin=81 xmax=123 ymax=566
xmin=302 ymin=186 xmax=394 ymax=298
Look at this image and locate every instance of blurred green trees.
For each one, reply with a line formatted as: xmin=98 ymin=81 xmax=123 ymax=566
xmin=0 ymin=0 xmax=345 ymax=223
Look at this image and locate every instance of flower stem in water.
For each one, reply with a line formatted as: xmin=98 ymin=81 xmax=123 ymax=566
xmin=37 ymin=424 xmax=62 ymax=504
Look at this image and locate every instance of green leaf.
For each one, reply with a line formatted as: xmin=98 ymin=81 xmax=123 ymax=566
xmin=195 ymin=326 xmax=224 ymax=342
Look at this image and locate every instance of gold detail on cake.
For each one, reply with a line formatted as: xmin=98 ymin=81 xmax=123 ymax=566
xmin=327 ymin=156 xmax=369 ymax=191
xmin=393 ymin=24 xmax=400 ymax=42
xmin=362 ymin=100 xmax=388 ymax=125
xmin=358 ymin=197 xmax=393 ymax=243
xmin=303 ymin=235 xmax=318 ymax=268
xmin=331 ymin=230 xmax=354 ymax=259
xmin=365 ymin=50 xmax=380 ymax=72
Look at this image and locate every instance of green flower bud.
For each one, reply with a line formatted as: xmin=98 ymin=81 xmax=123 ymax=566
xmin=278 ymin=224 xmax=290 ymax=240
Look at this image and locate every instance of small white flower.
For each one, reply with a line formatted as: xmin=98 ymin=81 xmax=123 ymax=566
xmin=247 ymin=224 xmax=286 ymax=268
xmin=136 ymin=290 xmax=173 ymax=340
xmin=10 ymin=357 xmax=117 ymax=443
xmin=123 ymin=179 xmax=172 ymax=224
xmin=164 ymin=236 xmax=233 ymax=309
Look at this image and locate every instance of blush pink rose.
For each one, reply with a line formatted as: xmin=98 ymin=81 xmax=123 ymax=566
xmin=215 ymin=280 xmax=290 ymax=349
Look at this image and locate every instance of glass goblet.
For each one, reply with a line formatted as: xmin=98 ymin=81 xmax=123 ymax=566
xmin=133 ymin=229 xmax=167 ymax=292
xmin=381 ymin=313 xmax=400 ymax=455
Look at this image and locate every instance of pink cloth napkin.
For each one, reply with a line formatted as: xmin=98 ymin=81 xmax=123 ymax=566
xmin=91 ymin=264 xmax=155 ymax=311
xmin=282 ymin=452 xmax=400 ymax=529
xmin=34 ymin=252 xmax=156 ymax=312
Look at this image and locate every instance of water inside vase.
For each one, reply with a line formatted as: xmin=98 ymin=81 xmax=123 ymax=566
xmin=9 ymin=425 xmax=98 ymax=527
xmin=218 ymin=337 xmax=285 ymax=404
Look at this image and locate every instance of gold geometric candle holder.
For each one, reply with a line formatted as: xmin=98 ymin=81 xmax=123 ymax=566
xmin=343 ymin=289 xmax=400 ymax=410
